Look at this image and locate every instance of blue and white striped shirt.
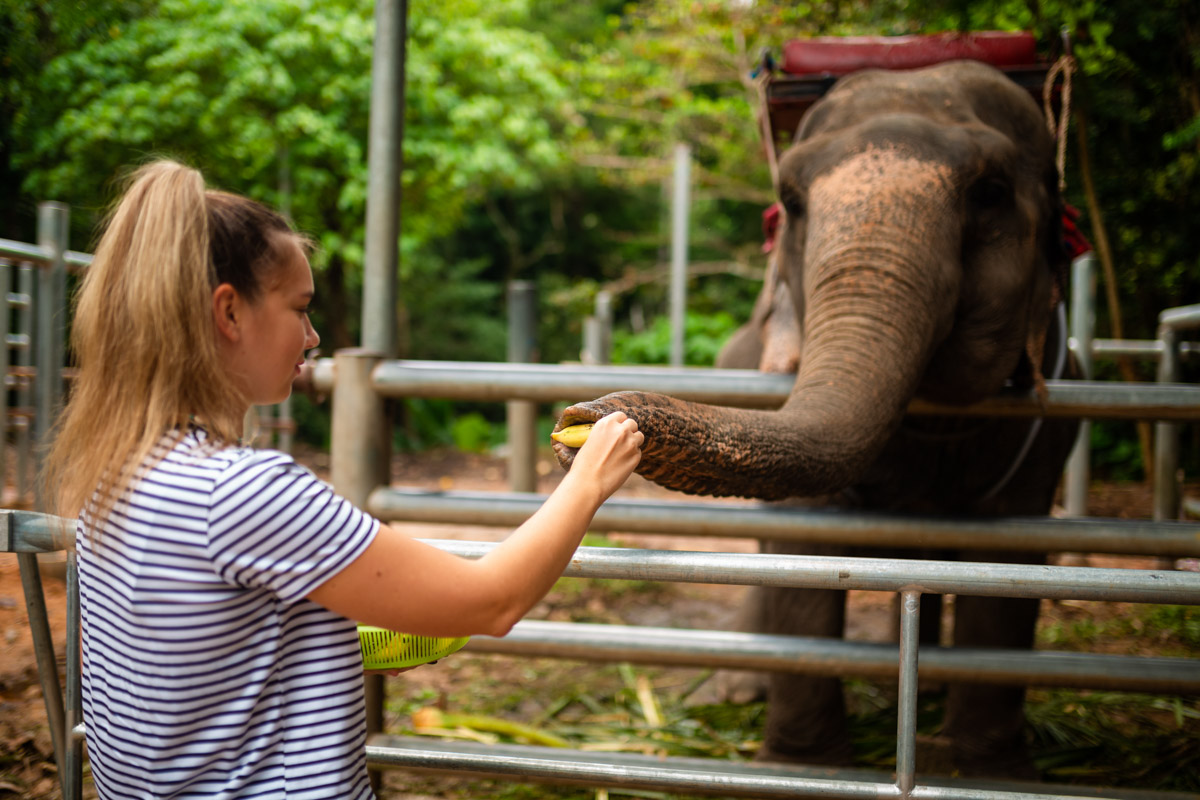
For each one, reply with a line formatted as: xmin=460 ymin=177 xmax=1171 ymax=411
xmin=78 ymin=426 xmax=379 ymax=799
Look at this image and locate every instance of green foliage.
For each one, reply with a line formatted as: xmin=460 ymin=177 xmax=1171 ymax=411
xmin=5 ymin=0 xmax=1196 ymax=467
xmin=393 ymin=398 xmax=457 ymax=453
xmin=1039 ymin=603 xmax=1200 ymax=656
xmin=449 ymin=411 xmax=504 ymax=454
xmin=1026 ymin=690 xmax=1200 ymax=790
xmin=7 ymin=0 xmax=580 ymax=361
xmin=287 ymin=392 xmax=331 ymax=449
xmin=1141 ymin=605 xmax=1200 ymax=649
xmin=1089 ymin=421 xmax=1145 ymax=481
xmin=612 ymin=311 xmax=742 ymax=366
xmin=402 ymin=254 xmax=506 ymax=362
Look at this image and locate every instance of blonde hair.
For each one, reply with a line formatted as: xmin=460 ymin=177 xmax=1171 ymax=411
xmin=43 ymin=159 xmax=300 ymax=530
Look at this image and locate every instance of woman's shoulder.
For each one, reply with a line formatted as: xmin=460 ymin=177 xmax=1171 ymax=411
xmin=212 ymin=445 xmax=324 ymax=491
xmin=165 ymin=427 xmax=326 ymax=495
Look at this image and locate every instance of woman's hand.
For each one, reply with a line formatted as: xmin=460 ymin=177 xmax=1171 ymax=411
xmin=566 ymin=412 xmax=643 ymax=502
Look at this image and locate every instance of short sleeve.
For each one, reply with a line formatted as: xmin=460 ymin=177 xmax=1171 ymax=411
xmin=207 ymin=449 xmax=379 ymax=602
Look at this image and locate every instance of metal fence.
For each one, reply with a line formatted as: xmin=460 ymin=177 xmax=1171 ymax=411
xmin=1064 ymin=254 xmax=1200 ymax=520
xmin=0 ymin=203 xmax=84 ymax=508
xmin=6 ymin=206 xmax=1200 ymax=798
xmin=323 ymin=348 xmax=1200 ymax=800
xmin=0 ymin=204 xmax=295 ymax=511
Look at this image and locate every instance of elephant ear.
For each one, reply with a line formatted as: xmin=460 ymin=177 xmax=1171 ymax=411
xmin=1021 ymin=183 xmax=1073 ymax=402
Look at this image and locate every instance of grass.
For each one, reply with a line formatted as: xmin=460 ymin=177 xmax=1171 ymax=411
xmin=379 ymin=595 xmax=1200 ymax=799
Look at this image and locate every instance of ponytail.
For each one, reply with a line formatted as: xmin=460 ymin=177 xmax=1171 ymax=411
xmin=44 ymin=159 xmax=298 ymax=532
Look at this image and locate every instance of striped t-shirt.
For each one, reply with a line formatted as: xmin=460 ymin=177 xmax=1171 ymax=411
xmin=77 ymin=425 xmax=379 ymax=799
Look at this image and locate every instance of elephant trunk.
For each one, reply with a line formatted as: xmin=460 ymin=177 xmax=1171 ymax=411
xmin=556 ymin=150 xmax=961 ymax=500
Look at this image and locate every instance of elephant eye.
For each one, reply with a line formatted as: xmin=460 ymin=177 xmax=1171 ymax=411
xmin=969 ymin=177 xmax=1012 ymax=209
xmin=779 ymin=189 xmax=805 ymax=218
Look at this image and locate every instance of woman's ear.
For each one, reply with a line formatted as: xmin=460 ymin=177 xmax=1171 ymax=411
xmin=212 ymin=283 xmax=242 ymax=343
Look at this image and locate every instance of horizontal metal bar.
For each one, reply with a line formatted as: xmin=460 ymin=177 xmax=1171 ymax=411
xmin=468 ymin=620 xmax=1200 ymax=693
xmin=6 ymin=333 xmax=30 ymax=348
xmin=0 ymin=239 xmax=91 ymax=271
xmin=0 ymin=512 xmax=73 ymax=554
xmin=367 ymin=736 xmax=902 ymax=800
xmin=422 ymin=539 xmax=1200 ymax=605
xmin=1161 ymin=304 xmax=1200 ymax=330
xmin=0 ymin=239 xmax=48 ymax=263
xmin=65 ymin=250 xmax=92 ymax=270
xmin=371 ymin=489 xmax=1200 ymax=557
xmin=6 ymin=292 xmax=31 ymax=309
xmin=310 ymin=359 xmax=1200 ymax=421
xmin=365 ymin=737 xmax=1187 ymax=800
xmin=1071 ymin=338 xmax=1200 ymax=361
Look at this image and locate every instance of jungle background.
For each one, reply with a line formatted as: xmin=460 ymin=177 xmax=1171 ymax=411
xmin=1 ymin=0 xmax=1199 ymax=797
xmin=2 ymin=0 xmax=1198 ymax=474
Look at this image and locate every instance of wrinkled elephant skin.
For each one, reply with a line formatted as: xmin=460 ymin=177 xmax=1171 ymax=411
xmin=553 ymin=61 xmax=1079 ymax=778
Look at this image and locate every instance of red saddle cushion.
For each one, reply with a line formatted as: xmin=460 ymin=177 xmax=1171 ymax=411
xmin=781 ymin=31 xmax=1040 ymax=76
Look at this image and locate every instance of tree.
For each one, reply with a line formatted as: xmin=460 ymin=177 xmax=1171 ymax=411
xmin=9 ymin=0 xmax=582 ymax=352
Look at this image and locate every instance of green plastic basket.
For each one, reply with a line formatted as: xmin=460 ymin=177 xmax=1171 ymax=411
xmin=357 ymin=625 xmax=470 ymax=669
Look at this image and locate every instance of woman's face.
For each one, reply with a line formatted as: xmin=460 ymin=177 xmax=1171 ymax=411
xmin=221 ymin=234 xmax=320 ymax=408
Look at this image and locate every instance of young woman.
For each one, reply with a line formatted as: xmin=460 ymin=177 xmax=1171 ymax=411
xmin=44 ymin=160 xmax=643 ymax=799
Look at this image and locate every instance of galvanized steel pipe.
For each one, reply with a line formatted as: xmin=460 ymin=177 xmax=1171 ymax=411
xmin=1064 ymin=255 xmax=1094 ymax=516
xmin=34 ymin=203 xmax=68 ymax=511
xmin=330 ymin=349 xmax=390 ymax=739
xmin=370 ymin=489 xmax=1200 ymax=557
xmin=361 ymin=0 xmax=407 ymax=356
xmin=365 ymin=737 xmax=1133 ymax=800
xmin=421 ymin=539 xmax=1200 ymax=605
xmin=896 ymin=591 xmax=921 ymax=795
xmin=367 ymin=736 xmax=905 ymax=799
xmin=466 ymin=620 xmax=1200 ymax=693
xmin=304 ymin=358 xmax=1200 ymax=421
xmin=507 ymin=281 xmax=538 ymax=493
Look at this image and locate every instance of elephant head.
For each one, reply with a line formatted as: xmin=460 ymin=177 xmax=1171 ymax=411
xmin=554 ymin=61 xmax=1067 ymax=501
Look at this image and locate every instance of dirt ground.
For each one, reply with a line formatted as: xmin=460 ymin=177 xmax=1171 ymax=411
xmin=1 ymin=448 xmax=1196 ymax=799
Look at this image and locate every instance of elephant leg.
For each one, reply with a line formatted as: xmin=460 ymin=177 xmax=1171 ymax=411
xmin=943 ymin=571 xmax=1041 ymax=779
xmin=703 ymin=585 xmax=770 ymax=704
xmin=756 ymin=542 xmax=854 ymax=766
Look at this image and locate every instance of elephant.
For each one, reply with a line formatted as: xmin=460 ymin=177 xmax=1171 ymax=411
xmin=553 ymin=60 xmax=1081 ymax=779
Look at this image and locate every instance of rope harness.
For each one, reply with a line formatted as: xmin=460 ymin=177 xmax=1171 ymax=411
xmin=1043 ymin=53 xmax=1076 ymax=192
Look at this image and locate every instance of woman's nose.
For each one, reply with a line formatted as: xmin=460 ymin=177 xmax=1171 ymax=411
xmin=305 ymin=318 xmax=320 ymax=350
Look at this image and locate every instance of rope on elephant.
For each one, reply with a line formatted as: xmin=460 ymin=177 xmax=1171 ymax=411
xmin=1043 ymin=53 xmax=1075 ymax=192
xmin=753 ymin=67 xmax=781 ymax=195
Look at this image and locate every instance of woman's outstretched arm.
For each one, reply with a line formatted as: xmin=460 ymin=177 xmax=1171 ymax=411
xmin=307 ymin=412 xmax=642 ymax=637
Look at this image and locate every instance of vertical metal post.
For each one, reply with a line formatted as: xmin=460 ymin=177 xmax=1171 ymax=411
xmin=64 ymin=547 xmax=82 ymax=800
xmin=330 ymin=349 xmax=389 ymax=783
xmin=669 ymin=144 xmax=691 ymax=367
xmin=594 ymin=290 xmax=613 ymax=366
xmin=1065 ymin=253 xmax=1095 ymax=516
xmin=16 ymin=265 xmax=34 ymax=504
xmin=18 ymin=551 xmax=66 ymax=779
xmin=277 ymin=396 xmax=294 ymax=454
xmin=361 ymin=0 xmax=408 ymax=358
xmin=507 ymin=281 xmax=537 ymax=493
xmin=581 ymin=292 xmax=612 ymax=367
xmin=0 ymin=261 xmax=10 ymax=500
xmin=34 ymin=203 xmax=68 ymax=510
xmin=1154 ymin=323 xmax=1181 ymax=521
xmin=895 ymin=590 xmax=921 ymax=796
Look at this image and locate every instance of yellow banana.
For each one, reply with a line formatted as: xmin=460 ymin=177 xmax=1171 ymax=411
xmin=550 ymin=423 xmax=593 ymax=448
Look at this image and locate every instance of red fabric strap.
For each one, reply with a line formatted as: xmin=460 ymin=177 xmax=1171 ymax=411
xmin=782 ymin=32 xmax=1040 ymax=76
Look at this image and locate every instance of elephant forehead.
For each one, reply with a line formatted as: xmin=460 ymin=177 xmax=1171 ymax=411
xmin=810 ymin=146 xmax=954 ymax=216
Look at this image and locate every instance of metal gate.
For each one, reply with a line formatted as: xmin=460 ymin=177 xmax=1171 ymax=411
xmin=322 ymin=351 xmax=1200 ymax=800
